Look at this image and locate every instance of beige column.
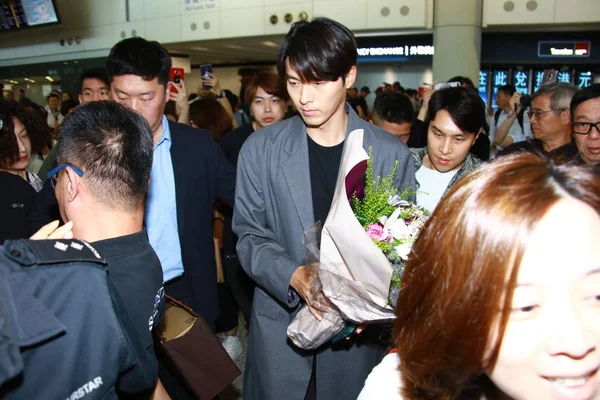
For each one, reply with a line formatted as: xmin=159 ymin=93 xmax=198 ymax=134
xmin=433 ymin=0 xmax=483 ymax=84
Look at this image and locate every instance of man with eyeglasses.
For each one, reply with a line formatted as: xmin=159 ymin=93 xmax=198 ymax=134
xmin=570 ymin=84 xmax=600 ymax=168
xmin=529 ymin=83 xmax=579 ymax=159
xmin=46 ymin=100 xmax=168 ymax=397
xmin=499 ymin=83 xmax=579 ymax=162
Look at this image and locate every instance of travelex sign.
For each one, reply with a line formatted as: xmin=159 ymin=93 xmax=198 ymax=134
xmin=538 ymin=41 xmax=591 ymax=57
xmin=358 ymin=45 xmax=434 ymax=57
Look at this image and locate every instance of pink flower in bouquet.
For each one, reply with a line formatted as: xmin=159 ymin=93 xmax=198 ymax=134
xmin=366 ymin=222 xmax=393 ymax=242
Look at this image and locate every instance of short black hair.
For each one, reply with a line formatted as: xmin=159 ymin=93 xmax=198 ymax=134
xmin=570 ymin=83 xmax=600 ymax=121
xmin=372 ymin=92 xmax=415 ymax=125
xmin=80 ymin=68 xmax=109 ymax=90
xmin=427 ymin=87 xmax=484 ymax=134
xmin=47 ymin=93 xmax=59 ymax=102
xmin=57 ymin=101 xmax=153 ymax=211
xmin=448 ymin=76 xmax=475 ymax=89
xmin=105 ymin=37 xmax=171 ymax=86
xmin=60 ymin=99 xmax=79 ymax=116
xmin=278 ymin=17 xmax=357 ymax=82
xmin=498 ymin=84 xmax=516 ymax=97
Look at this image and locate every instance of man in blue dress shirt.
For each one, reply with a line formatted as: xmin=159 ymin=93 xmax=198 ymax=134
xmin=106 ymin=37 xmax=236 ymax=399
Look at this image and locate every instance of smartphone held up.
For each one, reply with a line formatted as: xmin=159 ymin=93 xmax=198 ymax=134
xmin=169 ymin=68 xmax=184 ymax=94
xmin=200 ymin=64 xmax=213 ymax=90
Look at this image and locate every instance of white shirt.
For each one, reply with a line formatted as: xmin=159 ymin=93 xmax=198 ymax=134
xmin=416 ymin=165 xmax=458 ymax=214
xmin=358 ymin=353 xmax=403 ymax=399
xmin=489 ymin=109 xmax=532 ymax=144
xmin=46 ymin=111 xmax=64 ymax=129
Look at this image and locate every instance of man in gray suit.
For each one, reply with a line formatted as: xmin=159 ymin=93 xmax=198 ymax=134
xmin=233 ymin=18 xmax=416 ymax=400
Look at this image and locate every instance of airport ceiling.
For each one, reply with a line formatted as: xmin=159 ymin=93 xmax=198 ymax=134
xmin=164 ymin=34 xmax=286 ymax=66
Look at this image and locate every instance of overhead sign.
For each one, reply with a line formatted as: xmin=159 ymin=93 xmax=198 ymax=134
xmin=538 ymin=41 xmax=591 ymax=57
xmin=478 ymin=70 xmax=490 ymax=105
xmin=183 ymin=0 xmax=216 ymax=12
xmin=512 ymin=70 xmax=529 ymax=95
xmin=357 ymin=45 xmax=434 ymax=58
xmin=491 ymin=70 xmax=509 ymax=110
xmin=576 ymin=71 xmax=593 ymax=88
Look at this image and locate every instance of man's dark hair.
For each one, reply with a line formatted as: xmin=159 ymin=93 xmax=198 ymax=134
xmin=448 ymin=76 xmax=475 ymax=89
xmin=57 ymin=101 xmax=153 ymax=211
xmin=80 ymin=67 xmax=109 ymax=89
xmin=427 ymin=87 xmax=484 ymax=134
xmin=372 ymin=92 xmax=415 ymax=125
xmin=277 ymin=17 xmax=357 ymax=82
xmin=60 ymin=99 xmax=79 ymax=116
xmin=47 ymin=93 xmax=59 ymax=102
xmin=570 ymin=83 xmax=600 ymax=120
xmin=498 ymin=84 xmax=516 ymax=97
xmin=105 ymin=37 xmax=171 ymax=86
xmin=224 ymin=89 xmax=239 ymax=110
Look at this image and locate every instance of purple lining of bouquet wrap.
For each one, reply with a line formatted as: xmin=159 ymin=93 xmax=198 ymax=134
xmin=345 ymin=160 xmax=367 ymax=203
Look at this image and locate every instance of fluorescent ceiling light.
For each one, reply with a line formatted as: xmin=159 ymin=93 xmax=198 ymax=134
xmin=261 ymin=40 xmax=279 ymax=47
xmin=45 ymin=76 xmax=54 ymax=82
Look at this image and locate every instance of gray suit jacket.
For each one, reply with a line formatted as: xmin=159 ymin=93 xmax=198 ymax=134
xmin=233 ymin=107 xmax=415 ymax=400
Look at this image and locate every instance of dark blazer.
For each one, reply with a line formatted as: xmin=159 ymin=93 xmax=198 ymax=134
xmin=168 ymin=121 xmax=236 ymax=324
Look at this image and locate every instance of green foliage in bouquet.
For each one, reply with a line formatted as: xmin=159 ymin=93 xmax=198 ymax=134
xmin=350 ymin=150 xmax=399 ymax=227
xmin=390 ymin=268 xmax=402 ymax=292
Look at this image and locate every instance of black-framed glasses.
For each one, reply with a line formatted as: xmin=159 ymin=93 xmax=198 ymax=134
xmin=46 ymin=163 xmax=83 ymax=189
xmin=573 ymin=122 xmax=600 ymax=135
xmin=527 ymin=109 xmax=565 ymax=120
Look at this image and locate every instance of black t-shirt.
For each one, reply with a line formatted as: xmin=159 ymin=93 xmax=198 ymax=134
xmin=220 ymin=123 xmax=255 ymax=168
xmin=0 ymin=172 xmax=37 ymax=245
xmin=29 ymin=180 xmax=61 ymax=234
xmin=219 ymin=123 xmax=255 ymax=253
xmin=307 ymin=135 xmax=344 ymax=224
xmin=92 ymin=230 xmax=165 ymax=375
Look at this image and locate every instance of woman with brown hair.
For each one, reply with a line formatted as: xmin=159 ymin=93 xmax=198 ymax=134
xmin=359 ymin=152 xmax=600 ymax=400
xmin=189 ymin=98 xmax=233 ymax=143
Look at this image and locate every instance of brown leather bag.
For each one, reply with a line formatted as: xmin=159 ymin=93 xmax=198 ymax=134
xmin=156 ymin=295 xmax=241 ymax=399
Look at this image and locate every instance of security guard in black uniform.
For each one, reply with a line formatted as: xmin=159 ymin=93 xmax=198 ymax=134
xmin=0 ymin=238 xmax=157 ymax=399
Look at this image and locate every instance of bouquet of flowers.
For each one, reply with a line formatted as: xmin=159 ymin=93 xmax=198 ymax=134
xmin=287 ymin=129 xmax=428 ymax=350
xmin=353 ymin=169 xmax=428 ymax=307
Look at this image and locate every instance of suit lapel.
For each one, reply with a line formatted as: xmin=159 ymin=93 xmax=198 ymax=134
xmin=281 ymin=117 xmax=314 ymax=232
xmin=168 ymin=121 xmax=186 ymax=238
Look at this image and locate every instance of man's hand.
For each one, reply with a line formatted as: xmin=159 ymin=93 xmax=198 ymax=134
xmin=171 ymin=80 xmax=190 ymax=125
xmin=201 ymin=72 xmax=222 ymax=96
xmin=30 ymin=220 xmax=73 ymax=240
xmin=170 ymin=80 xmax=188 ymax=114
xmin=509 ymin=92 xmax=522 ymax=113
xmin=417 ymin=86 xmax=435 ymax=122
xmin=290 ymin=265 xmax=331 ymax=321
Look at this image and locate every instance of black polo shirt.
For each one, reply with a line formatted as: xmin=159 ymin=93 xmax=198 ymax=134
xmin=0 ymin=239 xmax=156 ymax=399
xmin=219 ymin=123 xmax=255 ymax=253
xmin=92 ymin=230 xmax=165 ymax=376
xmin=0 ymin=171 xmax=37 ymax=244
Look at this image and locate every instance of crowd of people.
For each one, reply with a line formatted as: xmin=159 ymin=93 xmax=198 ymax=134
xmin=1 ymin=15 xmax=599 ymax=400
